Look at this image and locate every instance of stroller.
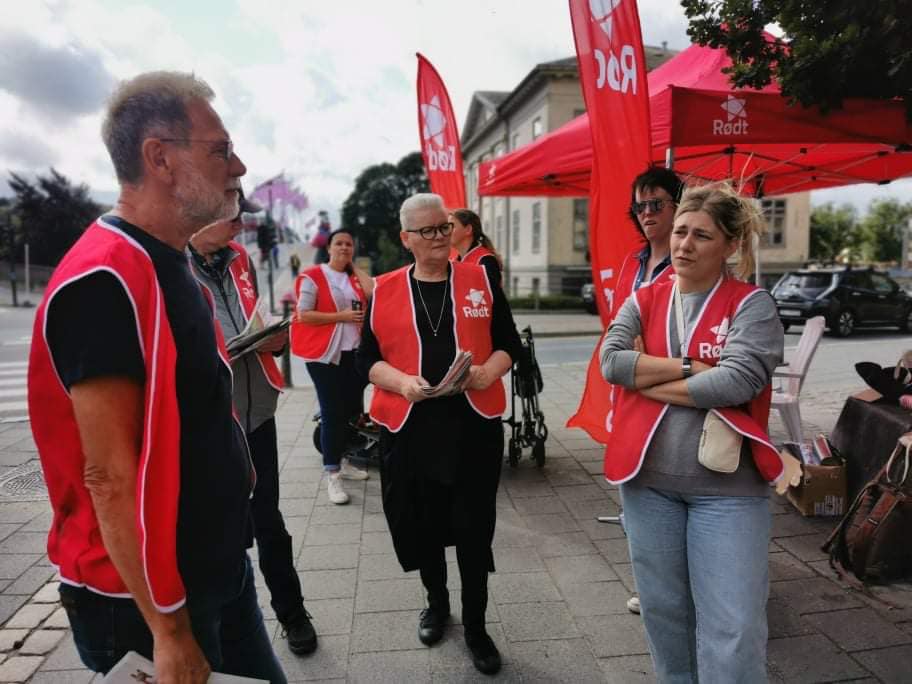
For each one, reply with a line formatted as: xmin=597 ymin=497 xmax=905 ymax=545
xmin=312 ymin=412 xmax=381 ymax=467
xmin=504 ymin=325 xmax=548 ymax=468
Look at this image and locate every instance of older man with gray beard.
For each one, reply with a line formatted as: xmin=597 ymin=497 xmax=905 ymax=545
xmin=28 ymin=71 xmax=286 ymax=683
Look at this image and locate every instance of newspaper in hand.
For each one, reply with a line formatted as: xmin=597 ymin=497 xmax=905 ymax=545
xmin=420 ymin=350 xmax=473 ymax=398
xmin=103 ymin=650 xmax=268 ymax=683
xmin=225 ymin=296 xmax=290 ymax=362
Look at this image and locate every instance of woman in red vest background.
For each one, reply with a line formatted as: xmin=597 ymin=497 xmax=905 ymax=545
xmin=357 ymin=193 xmax=521 ymax=676
xmin=292 ymin=229 xmax=373 ymax=505
xmin=601 ymin=184 xmax=784 ymax=682
xmin=450 ymin=208 xmax=503 ymax=289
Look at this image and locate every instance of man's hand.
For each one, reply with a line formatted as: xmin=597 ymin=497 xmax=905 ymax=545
xmin=190 ymin=218 xmax=242 ymax=257
xmin=337 ymin=308 xmax=364 ymax=324
xmin=258 ymin=329 xmax=287 ymax=354
xmin=152 ymin=625 xmax=211 ymax=684
xmin=400 ymin=375 xmax=430 ymax=403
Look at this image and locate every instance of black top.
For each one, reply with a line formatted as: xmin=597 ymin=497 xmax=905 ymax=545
xmin=357 ymin=264 xmax=521 ymax=483
xmin=477 ymin=254 xmax=502 ymax=289
xmin=46 ymin=215 xmax=253 ymax=591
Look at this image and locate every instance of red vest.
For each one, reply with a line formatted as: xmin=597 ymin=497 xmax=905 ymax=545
xmin=461 ymin=245 xmax=495 ymax=269
xmin=290 ymin=265 xmax=367 ymax=362
xmin=612 ymin=247 xmax=672 ymax=318
xmin=28 ymin=219 xmax=187 ymax=611
xmin=604 ymin=277 xmax=783 ymax=484
xmin=368 ymin=262 xmax=505 ymax=432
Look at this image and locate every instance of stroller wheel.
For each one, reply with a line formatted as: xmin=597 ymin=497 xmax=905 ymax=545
xmin=312 ymin=424 xmax=322 ymax=454
xmin=508 ymin=438 xmax=520 ymax=467
xmin=533 ymin=438 xmax=546 ymax=468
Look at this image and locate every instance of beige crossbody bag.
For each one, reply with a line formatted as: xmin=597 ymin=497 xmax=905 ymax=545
xmin=673 ymin=285 xmax=742 ymax=474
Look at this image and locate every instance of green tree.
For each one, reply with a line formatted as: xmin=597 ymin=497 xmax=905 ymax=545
xmin=681 ymin=1 xmax=912 ymax=120
xmin=809 ymin=203 xmax=859 ymax=263
xmin=7 ymin=169 xmax=103 ymax=266
xmin=857 ymin=198 xmax=911 ymax=263
xmin=340 ymin=151 xmax=429 ymax=274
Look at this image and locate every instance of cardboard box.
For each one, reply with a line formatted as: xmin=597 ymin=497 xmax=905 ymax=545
xmin=785 ymin=461 xmax=847 ymax=517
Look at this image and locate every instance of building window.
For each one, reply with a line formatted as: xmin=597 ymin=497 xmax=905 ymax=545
xmin=532 ymin=202 xmax=542 ymax=254
xmin=532 ymin=277 xmax=541 ymax=296
xmin=760 ymin=199 xmax=786 ymax=247
xmin=494 ymin=142 xmax=505 ymax=158
xmin=512 ymin=276 xmax=518 ymax=295
xmin=573 ymin=199 xmax=589 ymax=251
xmin=511 ymin=210 xmax=520 ymax=254
xmin=495 ymin=215 xmax=504 ymax=253
xmin=532 ymin=117 xmax=543 ymax=140
xmin=511 ymin=133 xmax=519 ymax=151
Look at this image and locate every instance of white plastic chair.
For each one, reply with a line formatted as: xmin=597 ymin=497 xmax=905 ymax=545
xmin=771 ymin=316 xmax=826 ymax=443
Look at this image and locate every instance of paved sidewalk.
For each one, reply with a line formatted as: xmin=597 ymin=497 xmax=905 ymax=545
xmin=1 ymin=366 xmax=912 ymax=682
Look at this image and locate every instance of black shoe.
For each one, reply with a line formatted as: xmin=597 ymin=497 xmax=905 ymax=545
xmin=465 ymin=628 xmax=501 ymax=675
xmin=283 ymin=610 xmax=318 ymax=655
xmin=418 ymin=605 xmax=449 ymax=646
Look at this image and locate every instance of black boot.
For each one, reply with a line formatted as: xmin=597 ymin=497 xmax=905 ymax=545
xmin=282 ymin=609 xmax=318 ymax=655
xmin=418 ymin=593 xmax=450 ymax=646
xmin=464 ymin=626 xmax=501 ymax=675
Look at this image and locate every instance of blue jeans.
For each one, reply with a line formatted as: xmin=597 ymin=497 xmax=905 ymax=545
xmin=620 ymin=485 xmax=770 ymax=684
xmin=60 ymin=555 xmax=286 ymax=683
xmin=306 ymin=351 xmax=365 ymax=471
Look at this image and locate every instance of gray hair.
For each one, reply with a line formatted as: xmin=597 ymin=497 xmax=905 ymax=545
xmin=399 ymin=193 xmax=445 ymax=231
xmin=101 ymin=71 xmax=215 ymax=185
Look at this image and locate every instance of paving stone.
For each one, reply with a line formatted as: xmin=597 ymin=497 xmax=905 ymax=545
xmin=553 ymin=484 xmax=607 ymax=503
xmin=32 ymin=581 xmax=61 ymax=603
xmin=768 ymin=551 xmax=817 ymax=582
xmin=0 ymin=532 xmax=49 ymax=555
xmin=545 ymin=467 xmax=597 ymax=487
xmin=350 ymin=611 xmax=424 ymax=653
xmin=491 ymin=520 xmax=537 ymax=549
xmin=578 ymin=517 xmax=626 ymax=541
xmin=19 ymin=628 xmax=65 ymax=655
xmin=563 ymin=497 xmax=622 ymax=521
xmin=535 ymin=531 xmax=598 ymax=558
xmin=598 ymin=654 xmax=657 ymax=683
xmin=774 ymin=533 xmax=830 ymax=562
xmin=0 ymin=629 xmax=28 ymax=652
xmin=43 ymin=606 xmax=70 ymax=629
xmin=361 ymin=513 xmax=388 ymax=533
xmin=27 ymin=670 xmax=95 ymax=684
xmin=347 ymin=649 xmax=429 ymax=683
xmin=5 ymin=601 xmax=55 ymax=629
xmin=309 ymin=505 xmax=363 ymax=525
xmin=770 ymin=511 xmax=836 ymax=538
xmin=560 ymin=580 xmax=633 ymax=617
xmin=302 ymin=523 xmax=361 ymax=547
xmin=0 ymin=554 xmax=42 ymax=580
xmin=511 ymin=637 xmax=604 ymax=682
xmin=522 ymin=512 xmax=582 ymax=536
xmin=358 ymin=532 xmax=394 ymax=555
xmin=766 ymin=599 xmax=816 ymax=639
xmin=302 ymin=598 xmax=353 ymax=637
xmin=427 ymin=624 xmax=519 ymax=681
xmin=354 ymin=578 xmax=423 ymax=613
xmin=491 ymin=547 xmax=544 ymax=574
xmin=769 ymin=577 xmax=862 ymax=614
xmin=0 ymin=594 xmax=28 ymax=626
xmin=2 ymin=565 xmax=56 ymax=596
xmin=577 ymin=613 xmax=650 ymax=658
xmin=357 ymin=554 xmax=405 ymax=581
xmin=0 ymin=525 xmax=19 ymax=543
xmin=0 ymin=502 xmax=47 ymax=525
xmin=276 ymin=633 xmax=350 ymax=681
xmin=502 ymin=480 xmax=554 ymax=499
xmin=498 ymin=601 xmax=580 ymax=642
xmin=298 ymin=569 xmax=357 ymax=600
xmin=767 ymin=633 xmax=868 ymax=683
xmin=803 ymin=607 xmax=912 ymax=652
xmin=490 ymin=572 xmax=561 ymax=605
xmin=296 ymin=544 xmax=359 ymax=571
xmin=593 ymin=537 xmax=633 ymax=563
xmin=509 ymin=495 xmax=568 ymax=516
xmin=0 ymin=655 xmax=43 ymax=682
xmin=545 ymin=553 xmax=618 ymax=586
xmin=852 ymin=644 xmax=912 ymax=683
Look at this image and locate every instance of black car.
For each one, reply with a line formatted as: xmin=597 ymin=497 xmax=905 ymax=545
xmin=771 ymin=268 xmax=912 ymax=337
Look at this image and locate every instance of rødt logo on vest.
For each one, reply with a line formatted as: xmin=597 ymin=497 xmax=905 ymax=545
xmin=589 ymin=0 xmax=637 ymax=94
xmin=700 ymin=317 xmax=730 ymax=358
xmin=463 ymin=288 xmax=490 ymax=319
xmin=713 ymin=95 xmax=749 ymax=136
xmin=420 ymin=95 xmax=457 ymax=172
xmin=239 ymin=270 xmax=255 ymax=300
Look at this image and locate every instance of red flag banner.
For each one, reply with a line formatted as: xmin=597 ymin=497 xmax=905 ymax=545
xmin=416 ymin=53 xmax=467 ymax=210
xmin=566 ymin=0 xmax=652 ymax=443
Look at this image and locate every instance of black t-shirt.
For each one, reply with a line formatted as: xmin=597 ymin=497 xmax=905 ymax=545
xmin=357 ymin=264 xmax=521 ymax=483
xmin=45 ymin=215 xmax=253 ymax=590
xmin=477 ymin=254 xmax=502 ymax=290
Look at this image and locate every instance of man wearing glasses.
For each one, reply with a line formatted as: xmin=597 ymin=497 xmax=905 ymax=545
xmin=28 ymin=72 xmax=286 ymax=683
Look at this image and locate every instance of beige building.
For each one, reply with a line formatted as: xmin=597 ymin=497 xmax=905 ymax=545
xmin=461 ymin=49 xmax=811 ymax=296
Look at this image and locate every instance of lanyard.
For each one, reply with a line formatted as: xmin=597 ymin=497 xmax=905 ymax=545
xmin=672 ymin=283 xmax=688 ymax=358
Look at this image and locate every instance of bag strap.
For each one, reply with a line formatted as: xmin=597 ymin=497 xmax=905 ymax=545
xmin=849 ymin=488 xmax=904 ymax=581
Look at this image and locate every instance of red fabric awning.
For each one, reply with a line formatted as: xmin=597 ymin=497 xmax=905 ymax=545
xmin=479 ymin=42 xmax=912 ymax=198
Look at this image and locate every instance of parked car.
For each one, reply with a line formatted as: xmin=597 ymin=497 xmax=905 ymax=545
xmin=581 ymin=282 xmax=598 ymax=315
xmin=771 ymin=267 xmax=912 ymax=337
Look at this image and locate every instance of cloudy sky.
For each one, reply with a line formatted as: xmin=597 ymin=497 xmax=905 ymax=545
xmin=1 ymin=0 xmax=909 ymax=224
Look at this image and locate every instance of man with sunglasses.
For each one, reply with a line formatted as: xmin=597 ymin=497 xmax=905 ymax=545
xmin=28 ymin=72 xmax=286 ymax=682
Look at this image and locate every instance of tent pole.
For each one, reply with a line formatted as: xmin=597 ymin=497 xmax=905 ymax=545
xmin=665 ymin=147 xmax=675 ymax=169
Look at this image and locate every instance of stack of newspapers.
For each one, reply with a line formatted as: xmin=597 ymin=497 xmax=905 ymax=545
xmin=103 ymin=651 xmax=267 ymax=683
xmin=225 ymin=297 xmax=291 ymax=362
xmin=420 ymin=350 xmax=473 ymax=398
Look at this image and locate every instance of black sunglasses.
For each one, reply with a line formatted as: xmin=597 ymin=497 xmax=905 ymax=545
xmin=631 ymin=198 xmax=675 ymax=215
xmin=405 ymin=221 xmax=454 ymax=240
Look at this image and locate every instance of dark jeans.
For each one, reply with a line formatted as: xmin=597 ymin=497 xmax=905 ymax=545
xmin=60 ymin=555 xmax=287 ymax=683
xmin=249 ymin=417 xmax=305 ymax=625
xmin=306 ymin=351 xmax=366 ymax=470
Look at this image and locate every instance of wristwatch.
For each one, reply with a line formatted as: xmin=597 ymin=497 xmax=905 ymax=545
xmin=682 ymin=357 xmax=693 ymax=379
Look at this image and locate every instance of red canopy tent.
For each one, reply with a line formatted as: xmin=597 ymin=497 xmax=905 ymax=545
xmin=478 ymin=42 xmax=912 ymax=198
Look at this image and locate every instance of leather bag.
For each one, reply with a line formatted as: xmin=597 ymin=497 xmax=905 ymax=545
xmin=823 ymin=434 xmax=912 ymax=583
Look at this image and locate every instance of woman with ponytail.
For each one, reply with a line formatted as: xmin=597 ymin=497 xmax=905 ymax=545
xmin=600 ymin=182 xmax=784 ymax=682
xmin=450 ymin=208 xmax=503 ymax=288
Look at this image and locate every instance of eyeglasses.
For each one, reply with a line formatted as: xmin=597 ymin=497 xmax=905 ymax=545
xmin=631 ymin=198 xmax=674 ymax=215
xmin=159 ymin=138 xmax=234 ymax=161
xmin=405 ymin=221 xmax=454 ymax=239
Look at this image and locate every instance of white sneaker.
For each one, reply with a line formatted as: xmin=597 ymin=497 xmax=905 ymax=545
xmin=327 ymin=473 xmax=350 ymax=505
xmin=627 ymin=596 xmax=641 ymax=614
xmin=339 ymin=458 xmax=369 ymax=481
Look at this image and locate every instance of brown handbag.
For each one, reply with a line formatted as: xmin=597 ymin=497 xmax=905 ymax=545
xmin=822 ymin=434 xmax=912 ymax=583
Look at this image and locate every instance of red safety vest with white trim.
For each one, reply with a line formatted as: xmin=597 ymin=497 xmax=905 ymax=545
xmin=290 ymin=265 xmax=367 ymax=362
xmin=461 ymin=245 xmax=494 ymax=268
xmin=612 ymin=247 xmax=673 ymax=318
xmin=603 ymin=277 xmax=784 ymax=485
xmin=27 ymin=219 xmax=187 ymax=612
xmin=368 ymin=262 xmax=505 ymax=432
xmin=225 ymin=241 xmax=283 ymax=390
